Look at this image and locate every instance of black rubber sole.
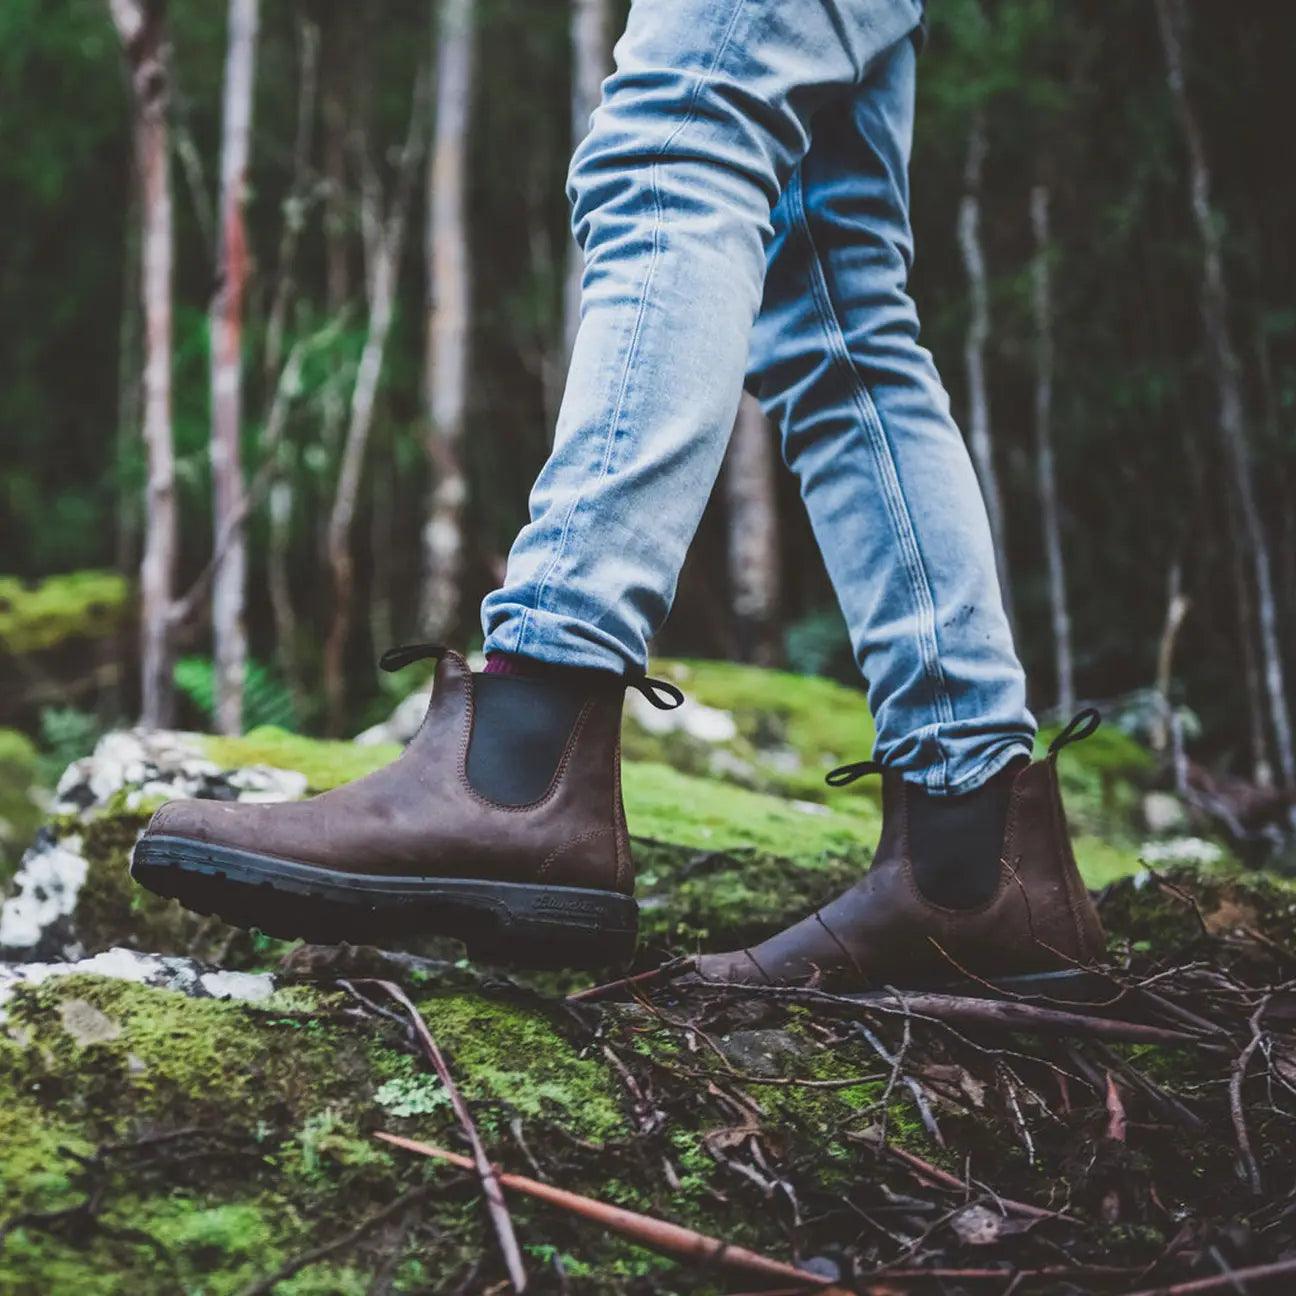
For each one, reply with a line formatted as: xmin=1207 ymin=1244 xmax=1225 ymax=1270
xmin=131 ymin=834 xmax=639 ymax=971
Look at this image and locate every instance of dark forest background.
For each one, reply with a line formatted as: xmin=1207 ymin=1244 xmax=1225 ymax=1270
xmin=2 ymin=0 xmax=1294 ymax=788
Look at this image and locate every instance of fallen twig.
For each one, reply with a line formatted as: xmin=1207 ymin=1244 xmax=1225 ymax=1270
xmin=360 ymin=980 xmax=528 ymax=1293
xmin=858 ymin=1138 xmax=1073 ymax=1223
xmin=375 ymin=1132 xmax=837 ymax=1289
xmin=673 ymin=978 xmax=1208 ymax=1046
xmin=1116 ymin=1254 xmax=1296 ymax=1295
xmin=237 ymin=1185 xmax=434 ymax=1296
xmin=1228 ymin=994 xmax=1269 ymax=1195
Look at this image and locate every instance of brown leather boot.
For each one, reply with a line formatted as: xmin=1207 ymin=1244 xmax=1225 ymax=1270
xmin=692 ymin=712 xmax=1107 ymax=993
xmin=131 ymin=646 xmax=682 ymax=969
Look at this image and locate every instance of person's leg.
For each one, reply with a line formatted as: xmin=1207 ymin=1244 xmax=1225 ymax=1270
xmin=749 ymin=33 xmax=1034 ymax=796
xmin=690 ymin=39 xmax=1105 ymax=990
xmin=481 ymin=0 xmax=924 ymax=675
xmin=134 ymin=0 xmax=930 ymax=968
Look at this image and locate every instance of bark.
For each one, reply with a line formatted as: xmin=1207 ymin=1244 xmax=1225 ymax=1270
xmin=1226 ymin=491 xmax=1272 ymax=786
xmin=323 ymin=73 xmax=427 ymax=733
xmin=1029 ymin=184 xmax=1075 ymax=716
xmin=261 ymin=17 xmax=321 ymax=717
xmin=114 ymin=190 xmax=142 ymax=580
xmin=957 ymin=112 xmax=1015 ymax=631
xmin=321 ymin=12 xmax=352 ymax=316
xmin=267 ymin=462 xmax=300 ymax=719
xmin=419 ymin=0 xmax=475 ymax=641
xmin=1154 ymin=560 xmax=1190 ymax=767
xmin=1155 ymin=0 xmax=1295 ymax=785
xmin=263 ymin=16 xmax=320 ymax=387
xmin=109 ymin=0 xmax=177 ymax=729
xmin=563 ymin=0 xmax=612 ymax=363
xmin=722 ymin=393 xmax=781 ymax=666
xmin=209 ymin=0 xmax=260 ymax=736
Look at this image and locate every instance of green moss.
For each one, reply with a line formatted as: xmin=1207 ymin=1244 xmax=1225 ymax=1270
xmin=1073 ymin=833 xmax=1145 ymax=887
xmin=623 ymin=762 xmax=876 ymax=948
xmin=410 ymin=991 xmax=625 ymax=1141
xmin=200 ymin=727 xmax=402 ymax=793
xmin=624 ymin=760 xmax=876 ymax=861
xmin=0 ymin=726 xmax=42 ymax=877
xmin=0 ymin=571 xmax=129 ymax=656
xmin=624 ymin=659 xmax=877 ymax=808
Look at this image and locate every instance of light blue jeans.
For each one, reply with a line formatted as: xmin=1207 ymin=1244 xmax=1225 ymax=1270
xmin=482 ymin=0 xmax=1035 ymax=793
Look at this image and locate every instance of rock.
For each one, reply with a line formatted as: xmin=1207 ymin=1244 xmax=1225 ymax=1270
xmin=0 ymin=947 xmax=277 ymax=1018
xmin=1140 ymin=837 xmax=1225 ymax=868
xmin=1143 ymin=790 xmax=1189 ymax=835
xmin=0 ymin=729 xmax=312 ymax=964
xmin=626 ymin=688 xmax=738 ymax=742
xmin=355 ymin=689 xmax=431 ymax=746
xmin=0 ymin=832 xmax=88 ymax=960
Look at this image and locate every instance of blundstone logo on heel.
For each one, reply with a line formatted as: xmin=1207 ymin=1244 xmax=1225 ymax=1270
xmin=534 ymin=892 xmax=602 ymax=917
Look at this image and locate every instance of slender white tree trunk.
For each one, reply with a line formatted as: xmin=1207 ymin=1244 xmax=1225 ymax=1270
xmin=419 ymin=0 xmax=475 ymax=640
xmin=109 ymin=0 xmax=177 ymax=729
xmin=957 ymin=112 xmax=1014 ymax=632
xmin=323 ymin=73 xmax=427 ymax=732
xmin=1156 ymin=0 xmax=1295 ymax=785
xmin=563 ymin=0 xmax=611 ymax=363
xmin=1029 ymin=184 xmax=1074 ymax=715
xmin=723 ymin=393 xmax=781 ymax=666
xmin=209 ymin=0 xmax=259 ymax=735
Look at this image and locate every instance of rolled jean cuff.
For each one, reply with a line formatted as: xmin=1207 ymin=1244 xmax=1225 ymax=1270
xmin=903 ymin=734 xmax=1035 ymax=797
xmin=482 ymin=603 xmax=645 ymax=676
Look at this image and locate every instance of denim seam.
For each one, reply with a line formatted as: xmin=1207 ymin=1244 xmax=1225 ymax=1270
xmin=787 ymin=168 xmax=954 ymax=791
xmin=514 ymin=0 xmax=751 ymax=661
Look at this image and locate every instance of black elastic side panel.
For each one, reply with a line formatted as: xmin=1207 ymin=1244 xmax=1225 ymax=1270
xmin=466 ymin=674 xmax=588 ymax=806
xmin=906 ymin=761 xmax=1021 ymax=909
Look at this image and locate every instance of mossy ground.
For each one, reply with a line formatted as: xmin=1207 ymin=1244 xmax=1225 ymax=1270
xmin=3 ymin=659 xmax=1246 ymax=1291
xmin=0 ymin=973 xmax=944 ymax=1295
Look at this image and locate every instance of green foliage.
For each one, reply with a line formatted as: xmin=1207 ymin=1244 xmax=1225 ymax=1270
xmin=36 ymin=706 xmax=103 ymax=786
xmin=175 ymin=657 xmax=298 ymax=732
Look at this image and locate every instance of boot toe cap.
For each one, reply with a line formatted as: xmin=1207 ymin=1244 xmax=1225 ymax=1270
xmin=144 ymin=798 xmax=254 ymax=847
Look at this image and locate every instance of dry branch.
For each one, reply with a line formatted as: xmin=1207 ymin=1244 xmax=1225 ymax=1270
xmin=376 ymin=1133 xmax=839 ymax=1290
xmin=364 ymin=980 xmax=528 ymax=1293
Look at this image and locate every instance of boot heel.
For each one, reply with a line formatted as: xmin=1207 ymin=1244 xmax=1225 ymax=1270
xmin=461 ymin=884 xmax=639 ymax=971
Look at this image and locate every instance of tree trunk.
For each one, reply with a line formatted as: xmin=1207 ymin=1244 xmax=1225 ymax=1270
xmin=1153 ymin=561 xmax=1190 ymax=761
xmin=320 ymin=6 xmax=355 ymax=319
xmin=419 ymin=0 xmax=475 ymax=641
xmin=323 ymin=73 xmax=427 ymax=733
xmin=109 ymin=0 xmax=177 ymax=729
xmin=1227 ymin=492 xmax=1272 ymax=786
xmin=209 ymin=0 xmax=259 ymax=736
xmin=1155 ymin=0 xmax=1295 ymax=786
xmin=957 ymin=112 xmax=1014 ymax=632
xmin=563 ymin=0 xmax=611 ymax=363
xmin=264 ymin=15 xmax=319 ymax=387
xmin=1029 ymin=184 xmax=1074 ymax=716
xmin=722 ymin=393 xmax=781 ymax=666
xmin=114 ymin=189 xmax=142 ymax=581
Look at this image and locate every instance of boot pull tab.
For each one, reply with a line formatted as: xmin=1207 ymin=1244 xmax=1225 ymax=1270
xmin=631 ymin=675 xmax=685 ymax=710
xmin=378 ymin=643 xmax=449 ymax=673
xmin=1048 ymin=706 xmax=1102 ymax=757
xmin=825 ymin=758 xmax=885 ymax=788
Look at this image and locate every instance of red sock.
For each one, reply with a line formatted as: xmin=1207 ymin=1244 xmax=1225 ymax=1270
xmin=482 ymin=652 xmax=620 ymax=689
